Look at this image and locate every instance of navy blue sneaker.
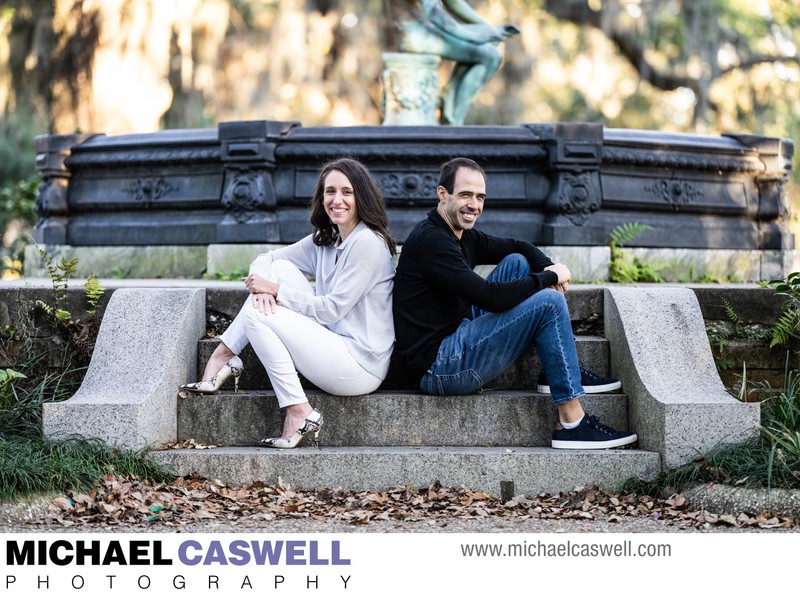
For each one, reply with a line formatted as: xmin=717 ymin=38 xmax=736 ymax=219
xmin=537 ymin=367 xmax=621 ymax=394
xmin=551 ymin=415 xmax=637 ymax=449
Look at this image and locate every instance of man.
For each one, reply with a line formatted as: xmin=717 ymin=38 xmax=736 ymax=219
xmin=386 ymin=0 xmax=519 ymax=125
xmin=393 ymin=157 xmax=638 ymax=449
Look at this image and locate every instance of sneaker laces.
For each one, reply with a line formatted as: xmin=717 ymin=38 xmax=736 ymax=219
xmin=581 ymin=368 xmax=604 ymax=380
xmin=584 ymin=415 xmax=617 ymax=436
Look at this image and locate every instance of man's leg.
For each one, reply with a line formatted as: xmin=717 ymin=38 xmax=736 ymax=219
xmin=421 ymin=254 xmax=584 ymax=407
xmin=421 ymin=255 xmax=637 ymax=448
xmin=397 ymin=23 xmax=502 ymax=125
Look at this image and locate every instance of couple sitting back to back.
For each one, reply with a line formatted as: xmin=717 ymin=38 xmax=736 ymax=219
xmin=182 ymin=157 xmax=637 ymax=451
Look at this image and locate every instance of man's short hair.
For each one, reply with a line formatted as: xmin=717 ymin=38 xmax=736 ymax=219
xmin=438 ymin=158 xmax=486 ymax=194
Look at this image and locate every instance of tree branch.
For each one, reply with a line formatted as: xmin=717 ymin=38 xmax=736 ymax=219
xmin=721 ymin=55 xmax=800 ymax=76
xmin=544 ymin=0 xmax=700 ymax=92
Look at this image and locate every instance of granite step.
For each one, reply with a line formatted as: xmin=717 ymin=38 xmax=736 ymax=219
xmin=194 ymin=335 xmax=614 ymax=391
xmin=177 ymin=389 xmax=630 ymax=447
xmin=152 ymin=445 xmax=660 ymax=497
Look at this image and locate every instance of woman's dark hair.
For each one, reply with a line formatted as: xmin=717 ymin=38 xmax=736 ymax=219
xmin=309 ymin=158 xmax=397 ymax=255
xmin=438 ymin=157 xmax=486 ymax=194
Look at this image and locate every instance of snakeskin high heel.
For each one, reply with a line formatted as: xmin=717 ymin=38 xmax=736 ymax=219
xmin=180 ymin=356 xmax=244 ymax=394
xmin=259 ymin=408 xmax=324 ymax=449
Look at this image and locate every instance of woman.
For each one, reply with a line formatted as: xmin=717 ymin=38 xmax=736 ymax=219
xmin=181 ymin=158 xmax=396 ymax=448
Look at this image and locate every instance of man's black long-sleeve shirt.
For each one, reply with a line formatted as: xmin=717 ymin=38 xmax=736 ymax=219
xmin=393 ymin=208 xmax=559 ymax=378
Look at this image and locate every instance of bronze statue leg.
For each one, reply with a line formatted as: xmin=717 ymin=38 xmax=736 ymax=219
xmin=398 ymin=24 xmax=503 ymax=125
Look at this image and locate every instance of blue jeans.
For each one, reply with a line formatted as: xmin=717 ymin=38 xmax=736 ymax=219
xmin=419 ymin=254 xmax=584 ymax=405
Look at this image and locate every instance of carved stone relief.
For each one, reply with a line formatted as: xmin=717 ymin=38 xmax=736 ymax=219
xmin=644 ymin=179 xmax=704 ymax=211
xmin=558 ymin=172 xmax=599 ymax=225
xmin=222 ymin=172 xmax=265 ymax=223
xmin=124 ymin=177 xmax=178 ymax=208
xmin=377 ymin=173 xmax=438 ymax=199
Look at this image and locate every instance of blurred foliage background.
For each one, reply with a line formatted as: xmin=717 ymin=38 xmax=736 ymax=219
xmin=1 ymin=0 xmax=799 ymax=276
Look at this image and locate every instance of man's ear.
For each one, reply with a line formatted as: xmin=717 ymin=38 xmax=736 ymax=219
xmin=436 ymin=185 xmax=447 ymax=203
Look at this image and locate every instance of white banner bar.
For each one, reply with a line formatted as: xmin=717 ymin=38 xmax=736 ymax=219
xmin=1 ymin=532 xmax=795 ymax=593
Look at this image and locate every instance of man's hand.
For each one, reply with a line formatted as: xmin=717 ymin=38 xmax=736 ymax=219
xmin=544 ymin=263 xmax=572 ymax=294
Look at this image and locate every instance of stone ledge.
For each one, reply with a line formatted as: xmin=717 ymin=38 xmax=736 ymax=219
xmin=26 ymin=244 xmax=797 ymax=283
xmin=152 ymin=446 xmax=661 ymax=497
xmin=605 ymin=287 xmax=760 ymax=469
xmin=684 ymin=484 xmax=800 ymax=517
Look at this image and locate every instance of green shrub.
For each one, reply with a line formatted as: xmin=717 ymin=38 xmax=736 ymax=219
xmin=0 ymin=436 xmax=173 ymax=502
xmin=0 ymin=177 xmax=38 ymax=277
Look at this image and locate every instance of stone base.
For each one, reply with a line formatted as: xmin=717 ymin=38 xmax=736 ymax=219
xmin=605 ymin=287 xmax=760 ymax=469
xmin=24 ymin=244 xmax=207 ymax=279
xmin=381 ymin=52 xmax=441 ymax=126
xmin=623 ymin=247 xmax=800 ymax=282
xmin=25 ymin=244 xmax=800 ymax=283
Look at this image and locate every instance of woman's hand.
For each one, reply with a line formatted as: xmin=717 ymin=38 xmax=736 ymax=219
xmin=244 ymin=273 xmax=280 ymax=314
xmin=244 ymin=273 xmax=279 ymax=296
xmin=252 ymin=293 xmax=279 ymax=315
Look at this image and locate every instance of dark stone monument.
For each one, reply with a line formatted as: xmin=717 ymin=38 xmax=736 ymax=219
xmin=33 ymin=121 xmax=794 ymax=253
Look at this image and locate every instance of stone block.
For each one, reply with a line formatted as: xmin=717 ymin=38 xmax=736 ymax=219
xmin=206 ymin=244 xmax=283 ymax=278
xmin=604 ymin=286 xmax=760 ymax=469
xmin=691 ymin=285 xmax=783 ymax=325
xmin=25 ymin=245 xmax=208 ymax=279
xmin=195 ymin=334 xmax=612 ymax=392
xmin=761 ymin=249 xmax=800 ymax=281
xmin=544 ymin=246 xmax=610 ymax=282
xmin=43 ymin=288 xmax=206 ymax=448
xmin=381 ymin=52 xmax=441 ymax=126
xmin=622 ymin=248 xmax=769 ymax=282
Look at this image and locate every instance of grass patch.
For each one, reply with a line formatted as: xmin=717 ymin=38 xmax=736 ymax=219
xmin=626 ymin=436 xmax=800 ymax=496
xmin=0 ymin=437 xmax=172 ymax=502
xmin=0 ymin=353 xmax=83 ymax=439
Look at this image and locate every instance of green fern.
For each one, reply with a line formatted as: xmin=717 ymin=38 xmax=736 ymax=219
xmin=34 ymin=242 xmax=80 ymax=323
xmin=34 ymin=300 xmax=54 ymax=317
xmin=83 ymin=273 xmax=105 ymax=316
xmin=770 ymin=313 xmax=799 ymax=348
xmin=720 ymin=296 xmax=742 ymax=336
xmin=609 ymin=222 xmax=654 ymax=247
xmin=31 ymin=243 xmax=103 ymax=324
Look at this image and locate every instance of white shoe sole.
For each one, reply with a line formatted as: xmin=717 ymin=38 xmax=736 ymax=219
xmin=551 ymin=433 xmax=638 ymax=449
xmin=537 ymin=380 xmax=622 ymax=394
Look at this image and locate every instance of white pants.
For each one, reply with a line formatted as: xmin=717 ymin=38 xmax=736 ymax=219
xmin=219 ymin=260 xmax=382 ymax=408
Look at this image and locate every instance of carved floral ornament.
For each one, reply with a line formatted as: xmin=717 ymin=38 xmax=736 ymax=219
xmin=34 ymin=180 xmax=56 ymax=217
xmin=644 ymin=179 xmax=704 ymax=211
xmin=377 ymin=173 xmax=438 ymax=199
xmin=387 ymin=69 xmax=440 ymax=111
xmin=124 ymin=177 xmax=178 ymax=208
